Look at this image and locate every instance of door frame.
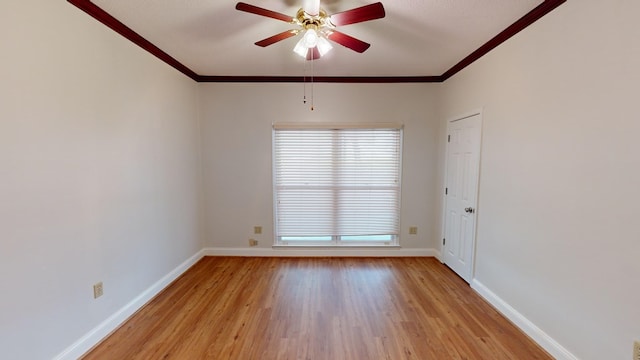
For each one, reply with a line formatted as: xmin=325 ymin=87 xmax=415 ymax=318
xmin=440 ymin=109 xmax=484 ymax=282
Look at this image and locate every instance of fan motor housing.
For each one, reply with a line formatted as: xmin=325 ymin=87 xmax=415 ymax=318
xmin=296 ymin=8 xmax=330 ymax=29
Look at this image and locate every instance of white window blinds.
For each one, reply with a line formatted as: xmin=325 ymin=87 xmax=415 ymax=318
xmin=273 ymin=125 xmax=402 ymax=244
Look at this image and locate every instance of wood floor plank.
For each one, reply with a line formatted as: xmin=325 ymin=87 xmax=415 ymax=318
xmin=82 ymin=257 xmax=552 ymax=360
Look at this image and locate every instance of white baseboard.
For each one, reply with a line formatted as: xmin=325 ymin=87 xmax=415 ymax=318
xmin=471 ymin=280 xmax=578 ymax=360
xmin=53 ymin=250 xmax=205 ymax=360
xmin=203 ymin=247 xmax=440 ymax=257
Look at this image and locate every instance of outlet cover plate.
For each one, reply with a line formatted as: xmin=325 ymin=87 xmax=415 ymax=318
xmin=93 ymin=282 xmax=103 ymax=299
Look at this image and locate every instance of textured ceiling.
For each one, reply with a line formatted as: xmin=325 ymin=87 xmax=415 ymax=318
xmin=88 ymin=0 xmax=547 ymax=78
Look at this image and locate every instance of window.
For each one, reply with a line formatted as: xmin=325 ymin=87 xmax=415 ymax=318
xmin=273 ymin=124 xmax=402 ymax=246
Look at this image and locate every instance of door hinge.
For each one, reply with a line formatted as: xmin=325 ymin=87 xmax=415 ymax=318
xmin=445 ymin=187 xmax=448 ymax=195
xmin=447 ymin=135 xmax=451 ymax=142
xmin=443 ymin=238 xmax=446 ymax=245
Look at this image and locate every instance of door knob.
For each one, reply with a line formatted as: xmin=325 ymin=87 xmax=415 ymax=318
xmin=464 ymin=207 xmax=475 ymax=214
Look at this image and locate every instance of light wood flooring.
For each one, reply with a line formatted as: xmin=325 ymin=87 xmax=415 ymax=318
xmin=82 ymin=257 xmax=552 ymax=359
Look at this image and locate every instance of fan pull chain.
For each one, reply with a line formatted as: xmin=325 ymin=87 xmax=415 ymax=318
xmin=310 ymin=53 xmax=314 ymax=111
xmin=302 ymin=58 xmax=307 ymax=105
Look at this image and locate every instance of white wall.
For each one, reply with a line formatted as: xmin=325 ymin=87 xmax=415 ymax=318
xmin=438 ymin=0 xmax=640 ymax=359
xmin=0 ymin=1 xmax=203 ymax=359
xmin=199 ymin=83 xmax=441 ymax=253
xmin=4 ymin=0 xmax=638 ymax=358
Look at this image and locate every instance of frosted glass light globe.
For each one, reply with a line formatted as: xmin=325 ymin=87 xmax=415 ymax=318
xmin=303 ymin=29 xmax=319 ymax=48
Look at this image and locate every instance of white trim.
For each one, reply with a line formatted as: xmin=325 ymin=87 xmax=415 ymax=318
xmin=441 ymin=109 xmax=483 ymax=283
xmin=273 ymin=122 xmax=403 ymax=130
xmin=272 ymin=127 xmax=403 ymax=245
xmin=203 ymin=247 xmax=440 ymax=258
xmin=53 ymin=250 xmax=205 ymax=360
xmin=55 ymin=248 xmax=579 ymax=360
xmin=471 ymin=280 xmax=579 ymax=360
xmin=449 ymin=109 xmax=483 ymax=123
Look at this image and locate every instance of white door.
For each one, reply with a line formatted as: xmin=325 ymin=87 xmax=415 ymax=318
xmin=443 ymin=113 xmax=482 ymax=283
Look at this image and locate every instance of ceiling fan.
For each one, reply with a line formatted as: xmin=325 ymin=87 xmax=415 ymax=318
xmin=235 ymin=0 xmax=385 ymax=60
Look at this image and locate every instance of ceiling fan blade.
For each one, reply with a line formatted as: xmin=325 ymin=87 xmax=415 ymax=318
xmin=235 ymin=2 xmax=293 ymax=22
xmin=306 ymin=47 xmax=321 ymax=60
xmin=327 ymin=31 xmax=371 ymax=53
xmin=255 ymin=30 xmax=298 ymax=47
xmin=303 ymin=0 xmax=320 ymax=16
xmin=329 ymin=2 xmax=385 ymax=26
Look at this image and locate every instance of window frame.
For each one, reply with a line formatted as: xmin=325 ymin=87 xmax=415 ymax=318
xmin=272 ymin=123 xmax=403 ymax=247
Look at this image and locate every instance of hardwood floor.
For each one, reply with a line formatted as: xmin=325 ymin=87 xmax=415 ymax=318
xmin=82 ymin=257 xmax=552 ymax=359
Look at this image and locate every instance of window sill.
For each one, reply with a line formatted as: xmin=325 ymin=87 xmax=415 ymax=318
xmin=272 ymin=245 xmax=401 ymax=249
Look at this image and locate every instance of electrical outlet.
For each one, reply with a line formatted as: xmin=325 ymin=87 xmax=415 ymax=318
xmin=254 ymin=226 xmax=262 ymax=234
xmin=634 ymin=340 xmax=640 ymax=360
xmin=249 ymin=239 xmax=258 ymax=247
xmin=409 ymin=226 xmax=418 ymax=235
xmin=93 ymin=282 xmax=103 ymax=299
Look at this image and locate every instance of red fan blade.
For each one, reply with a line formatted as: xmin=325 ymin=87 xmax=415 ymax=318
xmin=235 ymin=2 xmax=293 ymax=22
xmin=255 ymin=30 xmax=298 ymax=47
xmin=306 ymin=47 xmax=321 ymax=60
xmin=329 ymin=2 xmax=385 ymax=26
xmin=327 ymin=31 xmax=371 ymax=53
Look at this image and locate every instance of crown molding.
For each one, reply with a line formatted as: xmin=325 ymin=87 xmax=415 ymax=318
xmin=67 ymin=0 xmax=200 ymax=81
xmin=67 ymin=0 xmax=566 ymax=83
xmin=441 ymin=0 xmax=566 ymax=81
xmin=196 ymin=75 xmax=443 ymax=83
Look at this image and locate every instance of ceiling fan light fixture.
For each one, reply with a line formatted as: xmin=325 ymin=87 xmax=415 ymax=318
xmin=237 ymin=1 xmax=385 ymax=59
xmin=302 ymin=29 xmax=319 ymax=48
xmin=293 ymin=29 xmax=332 ymax=58
xmin=293 ymin=38 xmax=309 ymax=58
xmin=316 ymin=36 xmax=332 ymax=56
